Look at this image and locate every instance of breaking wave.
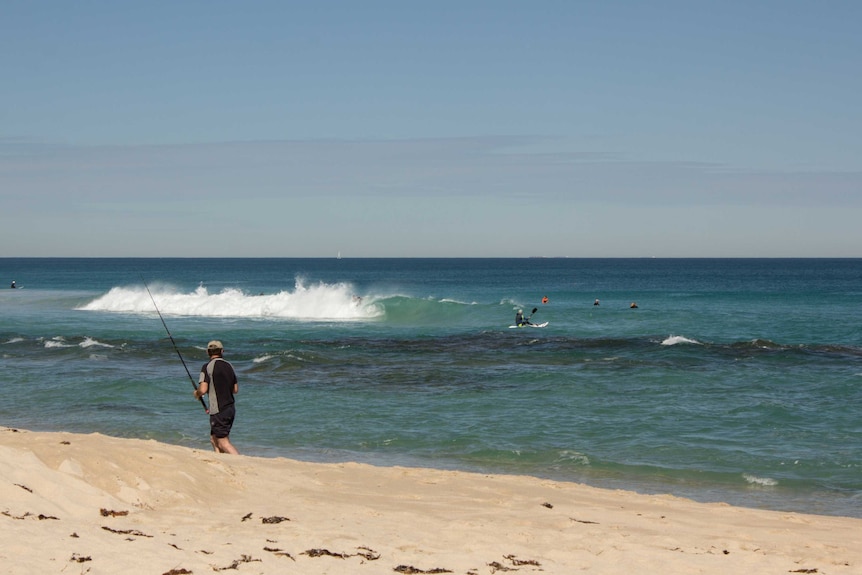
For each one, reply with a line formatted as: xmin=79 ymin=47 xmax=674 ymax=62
xmin=78 ymin=279 xmax=384 ymax=321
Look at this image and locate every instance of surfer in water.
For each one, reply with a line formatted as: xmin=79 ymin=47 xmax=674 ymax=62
xmin=10 ymin=280 xmax=16 ymax=289
xmin=515 ymin=309 xmax=532 ymax=327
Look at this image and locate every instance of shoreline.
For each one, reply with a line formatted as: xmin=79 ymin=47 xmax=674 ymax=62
xmin=2 ymin=426 xmax=860 ymax=574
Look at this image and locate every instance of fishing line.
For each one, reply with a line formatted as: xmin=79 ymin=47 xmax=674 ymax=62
xmin=142 ymin=279 xmax=209 ymax=413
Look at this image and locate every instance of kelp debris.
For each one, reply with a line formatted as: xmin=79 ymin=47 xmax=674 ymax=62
xmin=101 ymin=526 xmax=153 ymax=538
xmin=241 ymin=512 xmax=253 ymax=522
xmin=393 ymin=566 xmax=452 ymax=574
xmin=162 ymin=569 xmax=192 ymax=575
xmin=304 ymin=549 xmax=349 ymax=559
xmin=100 ymin=508 xmax=129 ymax=517
xmin=15 ymin=483 xmax=32 ymax=493
xmin=70 ymin=554 xmax=92 ymax=563
xmin=215 ymin=555 xmax=260 ymax=571
xmin=264 ymin=548 xmax=296 ymax=561
xmin=261 ymin=515 xmax=289 ymax=524
xmin=504 ymin=554 xmax=541 ymax=566
xmin=4 ymin=511 xmax=62 ymax=521
xmin=273 ymin=553 xmax=296 ymax=560
xmin=302 ymin=547 xmax=380 ymax=561
xmin=356 ymin=546 xmax=381 ymax=560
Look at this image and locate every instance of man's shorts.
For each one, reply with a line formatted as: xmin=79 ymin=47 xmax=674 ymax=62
xmin=209 ymin=404 xmax=236 ymax=439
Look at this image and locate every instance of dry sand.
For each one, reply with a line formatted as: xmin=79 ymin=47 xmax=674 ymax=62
xmin=2 ymin=426 xmax=860 ymax=574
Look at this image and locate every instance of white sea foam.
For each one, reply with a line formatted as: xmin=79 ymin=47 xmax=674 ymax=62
xmin=743 ymin=474 xmax=778 ymax=487
xmin=4 ymin=337 xmax=25 ymax=344
xmin=80 ymin=337 xmax=114 ymax=349
xmin=43 ymin=337 xmax=73 ymax=349
xmin=556 ymin=450 xmax=590 ymax=466
xmin=661 ymin=335 xmax=701 ymax=346
xmin=78 ymin=279 xmax=384 ymax=321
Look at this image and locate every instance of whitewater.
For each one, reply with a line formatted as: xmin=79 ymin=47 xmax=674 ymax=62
xmin=79 ymin=279 xmax=385 ymax=320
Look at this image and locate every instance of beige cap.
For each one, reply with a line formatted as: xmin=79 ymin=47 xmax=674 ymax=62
xmin=207 ymin=340 xmax=223 ymax=351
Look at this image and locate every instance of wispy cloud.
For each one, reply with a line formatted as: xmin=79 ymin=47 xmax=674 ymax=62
xmin=2 ymin=137 xmax=858 ymax=209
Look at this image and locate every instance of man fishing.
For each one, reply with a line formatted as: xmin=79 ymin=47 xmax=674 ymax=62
xmin=194 ymin=340 xmax=240 ymax=454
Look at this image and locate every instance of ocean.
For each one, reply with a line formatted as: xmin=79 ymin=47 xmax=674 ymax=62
xmin=1 ymin=257 xmax=860 ymax=518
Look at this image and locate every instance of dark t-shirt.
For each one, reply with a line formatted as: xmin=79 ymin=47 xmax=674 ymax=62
xmin=200 ymin=357 xmax=237 ymax=415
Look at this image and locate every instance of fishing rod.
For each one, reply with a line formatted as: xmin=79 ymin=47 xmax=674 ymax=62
xmin=142 ymin=279 xmax=209 ymax=413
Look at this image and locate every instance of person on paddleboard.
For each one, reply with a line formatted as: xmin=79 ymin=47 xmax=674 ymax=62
xmin=194 ymin=340 xmax=240 ymax=454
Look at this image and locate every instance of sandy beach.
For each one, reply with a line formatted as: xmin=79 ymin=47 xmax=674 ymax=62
xmin=1 ymin=426 xmax=859 ymax=575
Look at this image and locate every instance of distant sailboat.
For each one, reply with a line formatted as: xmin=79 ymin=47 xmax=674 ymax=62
xmin=337 ymin=251 xmax=342 ymax=260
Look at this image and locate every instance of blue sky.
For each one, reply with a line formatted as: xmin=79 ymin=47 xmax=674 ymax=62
xmin=2 ymin=1 xmax=860 ymax=257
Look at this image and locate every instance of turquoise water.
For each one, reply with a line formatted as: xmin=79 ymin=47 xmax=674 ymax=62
xmin=1 ymin=258 xmax=860 ymax=517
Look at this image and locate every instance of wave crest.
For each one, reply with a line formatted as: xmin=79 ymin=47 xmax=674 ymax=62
xmin=78 ymin=279 xmax=384 ymax=321
xmin=661 ymin=335 xmax=701 ymax=346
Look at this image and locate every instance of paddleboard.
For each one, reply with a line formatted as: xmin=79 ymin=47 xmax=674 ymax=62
xmin=508 ymin=322 xmax=549 ymax=329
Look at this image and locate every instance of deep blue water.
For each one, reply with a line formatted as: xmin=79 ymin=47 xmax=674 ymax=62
xmin=1 ymin=258 xmax=860 ymax=518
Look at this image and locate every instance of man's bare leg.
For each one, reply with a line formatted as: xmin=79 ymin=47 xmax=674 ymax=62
xmin=214 ymin=436 xmax=239 ymax=455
